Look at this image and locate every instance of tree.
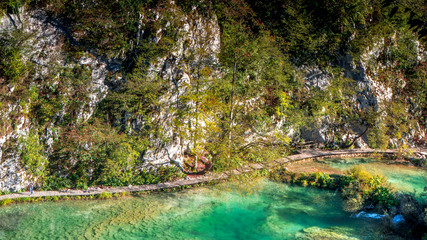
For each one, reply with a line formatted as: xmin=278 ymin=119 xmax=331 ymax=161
xmin=208 ymin=25 xmax=295 ymax=169
xmin=20 ymin=132 xmax=48 ymax=182
xmin=102 ymin=140 xmax=140 ymax=185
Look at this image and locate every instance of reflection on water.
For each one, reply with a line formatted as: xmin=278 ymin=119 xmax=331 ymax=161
xmin=0 ymin=180 xmax=385 ymax=240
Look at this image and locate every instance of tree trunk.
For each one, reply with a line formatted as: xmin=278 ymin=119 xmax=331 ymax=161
xmin=342 ymin=126 xmax=370 ymax=148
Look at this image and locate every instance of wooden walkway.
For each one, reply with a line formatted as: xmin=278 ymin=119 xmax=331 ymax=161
xmin=1 ymin=148 xmax=425 ymax=200
xmin=0 ymin=174 xmax=224 ymax=200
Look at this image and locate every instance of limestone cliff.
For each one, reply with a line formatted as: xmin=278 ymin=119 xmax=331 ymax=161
xmin=0 ymin=1 xmax=425 ymax=191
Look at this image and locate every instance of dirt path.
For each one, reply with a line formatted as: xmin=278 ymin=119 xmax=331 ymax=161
xmin=1 ymin=148 xmax=425 ymax=200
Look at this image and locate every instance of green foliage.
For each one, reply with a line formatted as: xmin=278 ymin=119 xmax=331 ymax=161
xmin=368 ymin=186 xmax=397 ymax=209
xmin=244 ymin=0 xmax=367 ymax=65
xmin=368 ymin=125 xmax=389 ymax=150
xmin=269 ymin=168 xmax=336 ymax=189
xmin=98 ymin=56 xmax=167 ymax=130
xmin=19 ymin=132 xmax=48 ymax=181
xmin=0 ymin=0 xmax=29 ymax=15
xmin=96 ymin=192 xmax=112 ymax=199
xmin=31 ymin=0 xmax=183 ymax=58
xmin=15 ymin=197 xmax=29 ymax=203
xmin=28 ymin=64 xmax=93 ymax=127
xmin=245 ymin=0 xmax=425 ymax=64
xmin=103 ymin=142 xmax=140 ymax=182
xmin=176 ymin=0 xmax=213 ymax=15
xmin=0 ymin=30 xmax=32 ymax=84
xmin=0 ymin=198 xmax=14 ymax=206
xmin=101 ymin=165 xmax=185 ymax=187
xmin=41 ymin=176 xmax=72 ymax=191
xmin=225 ymin=0 xmax=426 ymax=151
xmin=46 ymin=121 xmax=149 ymax=189
xmin=343 ymin=166 xmax=397 ymax=212
xmin=392 ymin=193 xmax=427 ymax=239
xmin=42 ymin=115 xmax=184 ymax=189
xmin=31 ymin=0 xmax=146 ymax=57
xmin=207 ymin=25 xmax=295 ymax=170
xmin=154 ymin=165 xmax=186 ymax=182
xmin=405 ymin=62 xmax=427 ymax=125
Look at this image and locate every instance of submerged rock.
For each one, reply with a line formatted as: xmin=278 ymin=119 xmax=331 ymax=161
xmin=295 ymin=226 xmax=358 ymax=240
xmin=354 ymin=211 xmax=385 ymax=219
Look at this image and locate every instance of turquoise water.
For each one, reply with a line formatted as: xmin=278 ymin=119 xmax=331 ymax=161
xmin=319 ymin=158 xmax=427 ymax=194
xmin=0 ymin=180 xmax=383 ymax=240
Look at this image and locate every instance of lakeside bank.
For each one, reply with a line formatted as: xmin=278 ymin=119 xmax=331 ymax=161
xmin=1 ymin=148 xmax=425 ymax=202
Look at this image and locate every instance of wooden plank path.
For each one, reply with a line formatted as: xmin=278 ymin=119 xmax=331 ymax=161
xmin=0 ymin=174 xmax=228 ymax=200
xmin=1 ymin=148 xmax=425 ymax=200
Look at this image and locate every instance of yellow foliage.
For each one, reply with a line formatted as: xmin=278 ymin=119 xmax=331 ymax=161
xmin=346 ymin=165 xmax=373 ymax=183
xmin=276 ymin=92 xmax=293 ymax=117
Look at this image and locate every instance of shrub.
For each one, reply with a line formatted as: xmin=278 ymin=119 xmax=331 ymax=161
xmin=0 ymin=198 xmax=14 ymax=206
xmin=343 ymin=195 xmax=364 ymax=213
xmin=270 ymin=165 xmax=398 ymax=213
xmin=311 ymin=172 xmax=332 ymax=188
xmin=96 ymin=192 xmax=112 ymax=199
xmin=368 ymin=186 xmax=398 ymax=210
xmin=16 ymin=197 xmax=30 ymax=203
xmin=0 ymin=191 xmax=11 ymax=196
xmin=346 ymin=165 xmax=373 ymax=184
xmin=42 ymin=176 xmax=72 ymax=191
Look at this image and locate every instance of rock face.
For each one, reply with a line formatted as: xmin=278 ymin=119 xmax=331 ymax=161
xmin=298 ymin=56 xmax=379 ymax=146
xmin=0 ymin=154 xmax=27 ymax=192
xmin=299 ymin=43 xmax=425 ymax=147
xmin=139 ymin=12 xmax=221 ymax=167
xmin=0 ymin=8 xmax=120 ymax=191
xmin=0 ymin=4 xmax=424 ymax=191
xmin=302 ymin=66 xmax=331 ymax=90
xmin=0 ymin=6 xmax=222 ymax=190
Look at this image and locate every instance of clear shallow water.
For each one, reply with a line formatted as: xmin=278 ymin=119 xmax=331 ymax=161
xmin=319 ymin=158 xmax=427 ymax=194
xmin=0 ymin=180 xmax=383 ymax=240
